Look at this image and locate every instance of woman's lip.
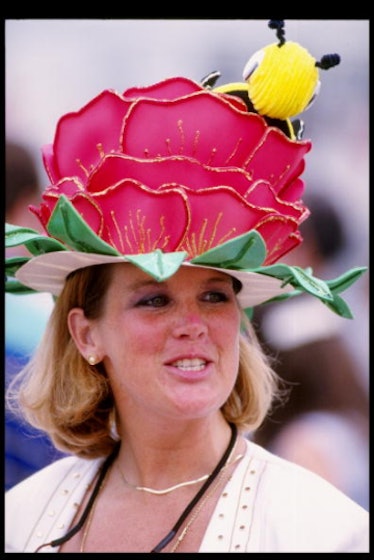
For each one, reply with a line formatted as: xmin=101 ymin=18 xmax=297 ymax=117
xmin=170 ymin=358 xmax=207 ymax=369
xmin=165 ymin=355 xmax=212 ymax=368
xmin=165 ymin=356 xmax=213 ymax=380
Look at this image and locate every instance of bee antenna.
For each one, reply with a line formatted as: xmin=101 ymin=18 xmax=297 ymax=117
xmin=268 ymin=20 xmax=286 ymax=47
xmin=315 ymin=53 xmax=341 ymax=70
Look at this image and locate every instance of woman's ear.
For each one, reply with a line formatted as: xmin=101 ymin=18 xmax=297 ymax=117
xmin=68 ymin=307 xmax=102 ymax=363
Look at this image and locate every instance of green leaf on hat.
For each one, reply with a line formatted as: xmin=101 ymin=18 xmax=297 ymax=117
xmin=325 ymin=266 xmax=368 ymax=294
xmin=258 ymin=287 xmax=356 ymax=319
xmin=126 ymin=250 xmax=188 ymax=281
xmin=321 ymin=292 xmax=354 ymax=319
xmin=5 ymin=277 xmax=38 ymax=295
xmin=190 ymin=230 xmax=266 ymax=269
xmin=5 ymin=255 xmax=44 ymax=294
xmin=6 ymin=223 xmax=42 ymax=246
xmin=253 ymin=263 xmax=368 ymax=318
xmin=5 ymin=223 xmax=66 ymax=255
xmin=253 ymin=263 xmax=333 ymax=301
xmin=47 ymin=195 xmax=121 ymax=256
xmin=5 ymin=256 xmax=30 ymax=278
xmin=243 ymin=307 xmax=254 ymax=321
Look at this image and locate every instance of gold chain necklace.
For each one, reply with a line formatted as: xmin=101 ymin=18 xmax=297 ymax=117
xmin=116 ymin=449 xmax=244 ymax=495
xmin=117 ymin=465 xmax=210 ymax=495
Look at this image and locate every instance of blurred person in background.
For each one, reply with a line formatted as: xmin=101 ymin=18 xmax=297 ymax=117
xmin=252 ymin=193 xmax=369 ymax=509
xmin=5 ymin=140 xmax=65 ymax=490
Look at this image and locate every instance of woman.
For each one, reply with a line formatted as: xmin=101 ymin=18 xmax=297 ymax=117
xmin=5 ymin=21 xmax=368 ymax=552
xmin=5 ymin=261 xmax=369 ymax=552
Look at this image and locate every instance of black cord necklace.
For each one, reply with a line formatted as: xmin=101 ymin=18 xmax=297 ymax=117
xmin=151 ymin=422 xmax=237 ymax=553
xmin=34 ymin=423 xmax=237 ymax=553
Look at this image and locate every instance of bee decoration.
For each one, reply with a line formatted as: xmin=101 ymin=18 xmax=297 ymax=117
xmin=202 ymin=20 xmax=341 ymax=140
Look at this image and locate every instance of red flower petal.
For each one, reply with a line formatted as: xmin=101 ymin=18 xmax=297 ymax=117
xmin=122 ymin=93 xmax=267 ymax=166
xmin=29 ymin=178 xmax=85 ymax=231
xmin=123 ymin=76 xmax=203 ymax=100
xmin=46 ymin=90 xmax=132 ymax=184
xmin=71 ymin=180 xmax=190 ymax=254
xmin=243 ymin=127 xmax=311 ymax=197
xmin=256 ymin=216 xmax=304 ymax=264
xmin=179 ymin=187 xmax=267 ymax=257
xmin=244 ymin=181 xmax=306 ymax=220
xmin=89 ymin=154 xmax=253 ymax=196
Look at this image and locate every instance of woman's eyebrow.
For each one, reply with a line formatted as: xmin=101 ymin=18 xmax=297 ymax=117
xmin=127 ymin=278 xmax=165 ymax=290
xmin=126 ymin=274 xmax=232 ymax=291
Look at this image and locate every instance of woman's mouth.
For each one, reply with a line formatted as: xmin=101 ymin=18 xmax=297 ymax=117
xmin=171 ymin=358 xmax=207 ymax=372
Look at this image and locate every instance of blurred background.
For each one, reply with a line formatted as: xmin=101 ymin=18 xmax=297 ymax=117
xmin=5 ymin=19 xmax=369 ymax=505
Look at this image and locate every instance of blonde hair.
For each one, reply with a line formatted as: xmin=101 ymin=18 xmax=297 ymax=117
xmin=6 ymin=264 xmax=283 ymax=459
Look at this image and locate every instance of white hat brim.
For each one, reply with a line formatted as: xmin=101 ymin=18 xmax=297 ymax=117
xmin=15 ymin=251 xmax=293 ymax=308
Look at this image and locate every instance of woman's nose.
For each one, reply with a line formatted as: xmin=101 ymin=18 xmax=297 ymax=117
xmin=171 ymin=308 xmax=208 ymax=340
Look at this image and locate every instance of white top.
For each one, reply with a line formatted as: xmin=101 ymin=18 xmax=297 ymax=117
xmin=5 ymin=439 xmax=369 ymax=553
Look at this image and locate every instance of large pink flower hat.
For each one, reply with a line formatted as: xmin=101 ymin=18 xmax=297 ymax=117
xmin=5 ymin=20 xmax=366 ymax=317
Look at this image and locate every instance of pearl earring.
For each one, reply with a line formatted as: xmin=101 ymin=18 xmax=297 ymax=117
xmin=87 ymin=355 xmax=98 ymax=365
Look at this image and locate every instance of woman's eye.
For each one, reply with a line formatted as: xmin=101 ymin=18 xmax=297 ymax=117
xmin=137 ymin=294 xmax=170 ymax=308
xmin=203 ymin=291 xmax=230 ymax=303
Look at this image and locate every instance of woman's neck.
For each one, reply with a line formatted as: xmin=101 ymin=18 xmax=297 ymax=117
xmin=115 ymin=417 xmax=234 ymax=490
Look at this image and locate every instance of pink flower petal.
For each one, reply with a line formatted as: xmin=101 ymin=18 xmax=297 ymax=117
xmin=244 ymin=181 xmax=305 ymax=220
xmin=256 ymin=216 xmax=304 ymax=264
xmin=123 ymin=76 xmax=203 ymax=100
xmin=243 ymin=127 xmax=311 ymax=196
xmin=89 ymin=154 xmax=253 ymax=196
xmin=122 ymin=93 xmax=267 ymax=166
xmin=50 ymin=90 xmax=132 ymax=183
xmin=179 ymin=187 xmax=267 ymax=257
xmin=72 ymin=180 xmax=190 ymax=254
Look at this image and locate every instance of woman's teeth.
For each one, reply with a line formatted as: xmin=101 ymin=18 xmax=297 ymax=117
xmin=172 ymin=358 xmax=206 ymax=371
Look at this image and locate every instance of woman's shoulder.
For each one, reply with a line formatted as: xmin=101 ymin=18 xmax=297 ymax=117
xmin=244 ymin=439 xmax=369 ymax=551
xmin=247 ymin=438 xmax=367 ymax=510
xmin=5 ymin=455 xmax=103 ymax=553
xmin=6 ymin=454 xmax=100 ymax=498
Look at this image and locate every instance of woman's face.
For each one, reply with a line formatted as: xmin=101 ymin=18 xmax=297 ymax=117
xmin=90 ymin=264 xmax=242 ymax=422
